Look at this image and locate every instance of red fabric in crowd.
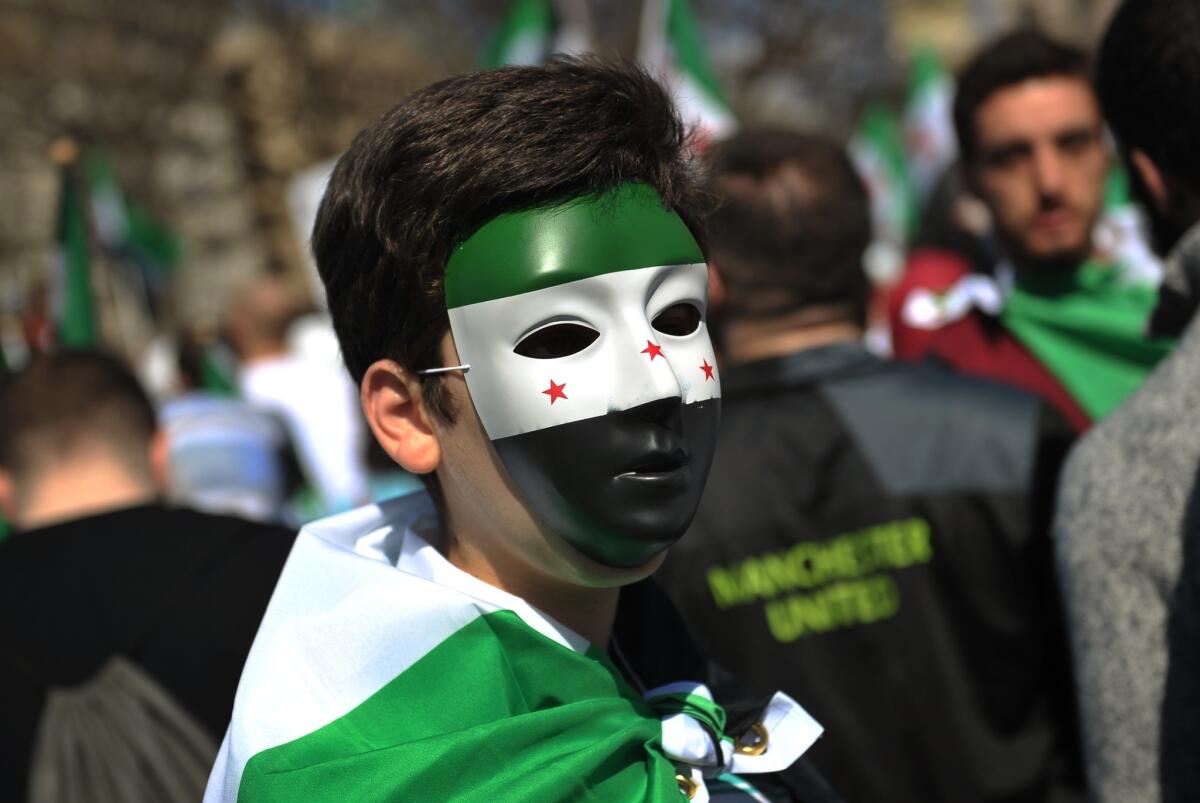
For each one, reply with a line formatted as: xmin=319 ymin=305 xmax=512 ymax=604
xmin=889 ymin=249 xmax=1093 ymax=433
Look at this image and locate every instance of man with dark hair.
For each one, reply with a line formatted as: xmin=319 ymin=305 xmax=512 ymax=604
xmin=207 ymin=59 xmax=827 ymax=803
xmin=1051 ymin=2 xmax=1200 ymax=801
xmin=0 ymin=350 xmax=295 ymax=802
xmin=657 ymin=128 xmax=1083 ymax=803
xmin=890 ymin=28 xmax=1171 ymax=432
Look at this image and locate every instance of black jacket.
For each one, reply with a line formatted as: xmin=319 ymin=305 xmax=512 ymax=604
xmin=0 ymin=504 xmax=295 ymax=802
xmin=658 ymin=343 xmax=1081 ymax=803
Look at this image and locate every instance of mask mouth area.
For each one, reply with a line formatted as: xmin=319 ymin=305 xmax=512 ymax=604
xmin=617 ymin=448 xmax=690 ymax=479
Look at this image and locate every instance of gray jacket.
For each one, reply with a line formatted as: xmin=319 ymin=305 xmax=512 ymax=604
xmin=1054 ymin=222 xmax=1200 ymax=803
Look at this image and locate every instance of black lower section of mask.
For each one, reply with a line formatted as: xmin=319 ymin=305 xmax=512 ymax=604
xmin=492 ymin=397 xmax=720 ymax=567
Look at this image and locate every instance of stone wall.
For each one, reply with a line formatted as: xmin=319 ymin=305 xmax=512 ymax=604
xmin=0 ymin=0 xmax=459 ymax=359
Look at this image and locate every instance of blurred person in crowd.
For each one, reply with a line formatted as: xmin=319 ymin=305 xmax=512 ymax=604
xmin=160 ymin=330 xmax=299 ymax=523
xmin=889 ymin=29 xmax=1171 ymax=432
xmin=0 ymin=350 xmax=295 ymax=802
xmin=225 ymin=272 xmax=369 ymax=515
xmin=207 ymin=60 xmax=833 ymax=803
xmin=910 ymin=162 xmax=998 ymax=278
xmin=1052 ymin=1 xmax=1200 ymax=801
xmin=657 ymin=129 xmax=1082 ymax=803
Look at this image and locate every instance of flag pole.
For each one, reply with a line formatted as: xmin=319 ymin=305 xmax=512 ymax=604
xmin=49 ymin=136 xmax=100 ymax=350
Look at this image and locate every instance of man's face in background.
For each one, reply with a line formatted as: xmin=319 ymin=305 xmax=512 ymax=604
xmin=969 ymin=75 xmax=1109 ymax=271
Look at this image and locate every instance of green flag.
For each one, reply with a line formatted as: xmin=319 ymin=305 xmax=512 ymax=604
xmin=903 ymin=47 xmax=956 ymax=205
xmin=207 ymin=493 xmax=822 ymax=802
xmin=1002 ymin=260 xmax=1173 ymax=420
xmin=55 ymin=165 xmax=97 ymax=348
xmin=637 ymin=0 xmax=736 ymax=149
xmin=200 ymin=343 xmax=237 ymax=396
xmin=87 ymin=152 xmax=180 ymax=272
xmin=482 ymin=0 xmax=554 ymax=68
xmin=850 ymin=102 xmax=915 ymax=247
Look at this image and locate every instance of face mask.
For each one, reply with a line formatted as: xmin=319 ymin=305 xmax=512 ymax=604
xmin=444 ymin=182 xmax=721 ymax=567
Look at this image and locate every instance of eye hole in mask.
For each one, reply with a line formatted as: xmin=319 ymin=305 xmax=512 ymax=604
xmin=652 ymin=302 xmax=702 ymax=337
xmin=513 ymin=323 xmax=600 ymax=359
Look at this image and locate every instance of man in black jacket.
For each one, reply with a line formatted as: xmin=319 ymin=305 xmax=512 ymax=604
xmin=0 ymin=350 xmax=295 ymax=802
xmin=657 ymin=130 xmax=1081 ymax=803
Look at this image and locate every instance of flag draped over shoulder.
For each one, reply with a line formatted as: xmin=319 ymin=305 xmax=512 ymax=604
xmin=54 ymin=164 xmax=97 ymax=349
xmin=1002 ymin=260 xmax=1173 ymax=420
xmin=637 ymin=0 xmax=735 ymax=150
xmin=206 ymin=493 xmax=821 ymax=803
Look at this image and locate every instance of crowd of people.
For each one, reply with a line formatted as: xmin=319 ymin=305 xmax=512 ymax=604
xmin=2 ymin=0 xmax=1199 ymax=801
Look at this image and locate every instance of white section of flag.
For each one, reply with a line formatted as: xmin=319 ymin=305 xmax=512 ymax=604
xmin=203 ymin=492 xmax=586 ymax=803
xmin=637 ymin=0 xmax=736 ymax=148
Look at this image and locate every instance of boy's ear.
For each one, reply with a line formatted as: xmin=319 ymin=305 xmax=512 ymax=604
xmin=361 ymin=360 xmax=441 ymax=475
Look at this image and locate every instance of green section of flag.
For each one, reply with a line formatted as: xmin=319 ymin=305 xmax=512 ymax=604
xmin=123 ymin=201 xmax=181 ymax=269
xmin=56 ymin=167 xmax=98 ymax=348
xmin=664 ymin=0 xmax=729 ymax=109
xmin=86 ymin=152 xmax=181 ymax=271
xmin=908 ymin=46 xmax=943 ymax=97
xmin=1104 ymin=163 xmax=1131 ymax=209
xmin=445 ymin=182 xmax=703 ymax=309
xmin=1003 ymin=260 xmax=1173 ymax=420
xmin=482 ymin=0 xmax=553 ymax=68
xmin=852 ymin=102 xmax=917 ymax=243
xmin=237 ymin=610 xmax=679 ymax=802
xmin=201 ymin=344 xmax=237 ymax=396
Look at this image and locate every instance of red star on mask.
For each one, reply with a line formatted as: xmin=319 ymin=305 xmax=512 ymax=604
xmin=700 ymin=359 xmax=715 ymax=381
xmin=641 ymin=340 xmax=664 ymax=361
xmin=542 ymin=379 xmax=567 ymax=404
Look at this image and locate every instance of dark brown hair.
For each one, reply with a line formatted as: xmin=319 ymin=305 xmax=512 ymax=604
xmin=0 ymin=350 xmax=157 ymax=479
xmin=312 ymin=56 xmax=709 ymax=422
xmin=704 ymin=128 xmax=872 ymax=326
xmin=953 ymin=29 xmax=1089 ymax=164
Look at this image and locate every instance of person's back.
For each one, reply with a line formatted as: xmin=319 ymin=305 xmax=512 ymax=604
xmin=657 ymin=130 xmax=1081 ymax=802
xmin=1054 ymin=3 xmax=1200 ymax=800
xmin=0 ymin=351 xmax=295 ymax=801
xmin=162 ymin=333 xmax=297 ymax=523
xmin=0 ymin=507 xmax=294 ymax=802
xmin=664 ymin=349 xmax=1078 ymax=802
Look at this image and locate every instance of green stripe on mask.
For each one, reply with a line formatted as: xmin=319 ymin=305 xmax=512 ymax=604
xmin=445 ymin=182 xmax=704 ymax=309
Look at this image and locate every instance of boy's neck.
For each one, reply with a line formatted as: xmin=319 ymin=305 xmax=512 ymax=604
xmin=444 ymin=531 xmax=621 ymax=649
